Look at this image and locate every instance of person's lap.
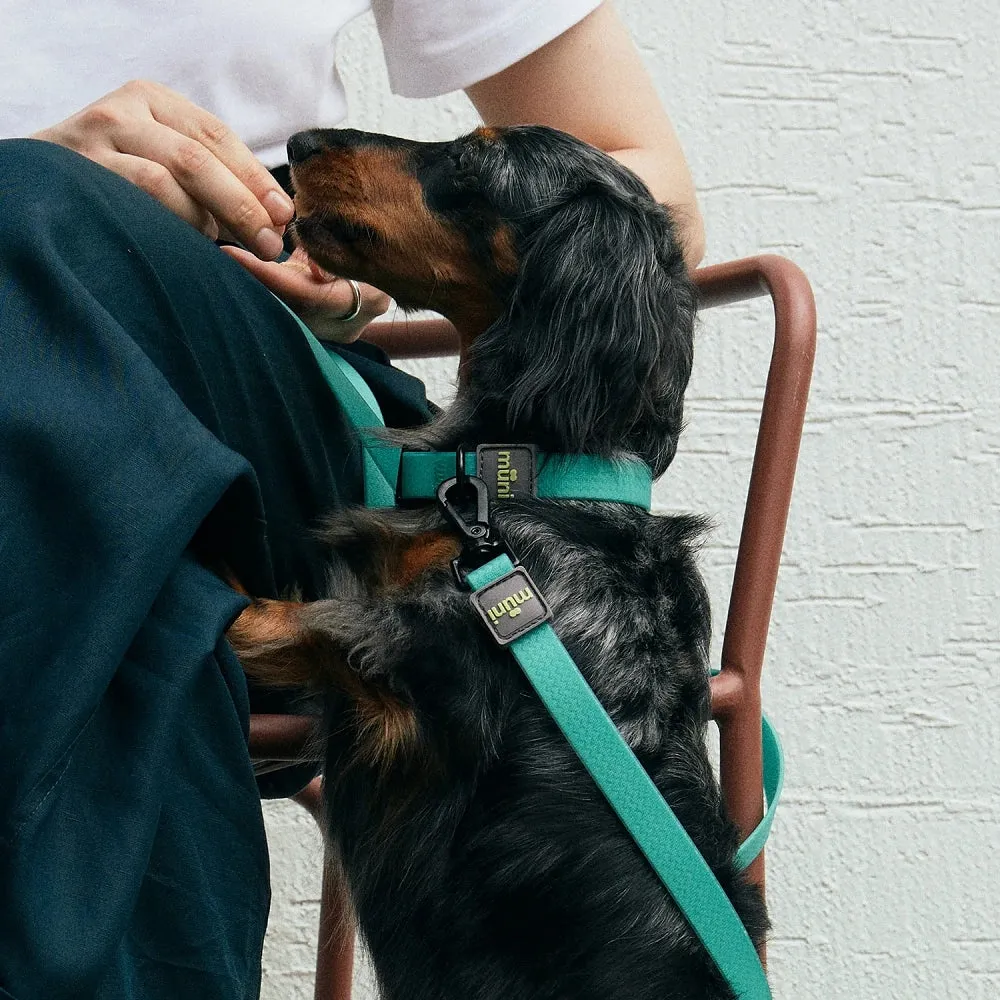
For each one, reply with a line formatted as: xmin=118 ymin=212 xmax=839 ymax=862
xmin=0 ymin=138 xmax=428 ymax=999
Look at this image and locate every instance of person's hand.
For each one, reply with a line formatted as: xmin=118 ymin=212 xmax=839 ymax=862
xmin=222 ymin=246 xmax=390 ymax=343
xmin=31 ymin=80 xmax=294 ymax=260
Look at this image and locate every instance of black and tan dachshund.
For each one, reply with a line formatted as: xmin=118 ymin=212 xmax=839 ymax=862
xmin=229 ymin=125 xmax=768 ymax=1000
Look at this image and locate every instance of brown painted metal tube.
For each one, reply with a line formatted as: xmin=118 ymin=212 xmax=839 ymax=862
xmin=708 ymin=256 xmax=816 ymax=895
xmin=718 ymin=256 xmax=816 ymax=682
xmin=364 ymin=317 xmax=459 ymax=359
xmin=248 ymin=713 xmax=321 ymax=761
xmin=314 ymin=845 xmax=356 ymax=1000
xmin=292 ymin=780 xmax=356 ymax=1000
xmin=292 ymin=775 xmax=326 ymax=825
xmin=362 ymin=255 xmax=811 ymax=359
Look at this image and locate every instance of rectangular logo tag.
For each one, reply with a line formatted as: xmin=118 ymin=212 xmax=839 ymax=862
xmin=475 ymin=445 xmax=537 ymax=502
xmin=471 ymin=567 xmax=552 ymax=645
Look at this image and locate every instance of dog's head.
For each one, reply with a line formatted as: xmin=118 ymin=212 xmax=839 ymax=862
xmin=288 ymin=125 xmax=696 ymax=475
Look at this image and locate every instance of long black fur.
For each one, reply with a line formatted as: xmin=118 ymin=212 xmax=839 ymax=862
xmin=417 ymin=127 xmax=696 ymax=475
xmin=246 ymin=125 xmax=768 ymax=1000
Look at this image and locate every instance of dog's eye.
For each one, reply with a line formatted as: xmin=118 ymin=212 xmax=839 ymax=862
xmin=324 ymin=215 xmax=382 ymax=245
xmin=429 ymin=170 xmax=485 ymax=215
xmin=428 ymin=184 xmax=480 ymax=215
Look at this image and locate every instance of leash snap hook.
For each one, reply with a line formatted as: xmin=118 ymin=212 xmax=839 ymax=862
xmin=437 ymin=455 xmax=505 ymax=585
xmin=436 ymin=473 xmax=491 ymax=546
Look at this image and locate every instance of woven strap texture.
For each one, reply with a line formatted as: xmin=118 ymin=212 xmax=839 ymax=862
xmin=397 ymin=451 xmax=652 ymax=507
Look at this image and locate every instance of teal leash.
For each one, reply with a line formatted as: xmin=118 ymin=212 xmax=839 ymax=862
xmin=466 ymin=555 xmax=777 ymax=1000
xmin=278 ymin=297 xmax=398 ymax=506
xmin=285 ymin=299 xmax=781 ymax=998
xmin=737 ymin=704 xmax=783 ymax=873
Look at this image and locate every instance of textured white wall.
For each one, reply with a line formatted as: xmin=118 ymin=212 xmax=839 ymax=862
xmin=261 ymin=2 xmax=1000 ymax=996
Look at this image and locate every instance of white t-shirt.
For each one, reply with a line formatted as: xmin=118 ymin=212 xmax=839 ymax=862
xmin=2 ymin=0 xmax=602 ymax=167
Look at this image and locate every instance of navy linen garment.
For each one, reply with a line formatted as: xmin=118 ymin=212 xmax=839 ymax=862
xmin=0 ymin=139 xmax=430 ymax=999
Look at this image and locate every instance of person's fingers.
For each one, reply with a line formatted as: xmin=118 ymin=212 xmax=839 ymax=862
xmin=220 ymin=246 xmax=391 ymax=342
xmin=300 ymin=279 xmax=391 ymax=343
xmin=307 ymin=275 xmax=388 ymax=320
xmin=304 ymin=253 xmax=335 ymax=283
xmin=141 ymin=81 xmax=295 ymax=229
xmin=33 ymin=80 xmax=293 ymax=260
xmin=220 ymin=246 xmax=314 ymax=303
xmin=221 ymin=245 xmax=369 ymax=314
xmin=113 ymin=115 xmax=285 ymax=260
xmin=105 ymin=151 xmax=220 ymax=239
xmin=281 ymin=248 xmax=340 ymax=286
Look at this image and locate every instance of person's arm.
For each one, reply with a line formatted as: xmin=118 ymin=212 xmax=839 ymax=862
xmin=32 ymin=80 xmax=294 ymax=260
xmin=32 ymin=80 xmax=387 ymax=338
xmin=465 ymin=2 xmax=704 ymax=268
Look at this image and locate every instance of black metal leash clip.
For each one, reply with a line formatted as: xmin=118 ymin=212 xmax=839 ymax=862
xmin=437 ymin=449 xmax=552 ymax=643
xmin=436 ymin=448 xmax=506 ymax=587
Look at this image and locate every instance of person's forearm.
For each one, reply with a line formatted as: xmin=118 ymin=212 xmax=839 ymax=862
xmin=467 ymin=3 xmax=704 ymax=269
xmin=608 ymin=146 xmax=704 ymax=269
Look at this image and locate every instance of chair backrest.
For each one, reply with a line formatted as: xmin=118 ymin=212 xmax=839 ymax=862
xmin=690 ymin=256 xmax=816 ymax=896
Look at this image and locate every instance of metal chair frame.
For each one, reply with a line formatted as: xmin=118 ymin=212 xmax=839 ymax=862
xmin=250 ymin=253 xmax=817 ymax=997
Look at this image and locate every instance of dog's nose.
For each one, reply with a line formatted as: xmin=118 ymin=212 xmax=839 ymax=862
xmin=287 ymin=130 xmax=326 ymax=165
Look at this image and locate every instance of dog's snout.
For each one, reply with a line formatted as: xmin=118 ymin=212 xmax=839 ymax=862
xmin=287 ymin=129 xmax=416 ymax=167
xmin=287 ymin=130 xmax=327 ymax=165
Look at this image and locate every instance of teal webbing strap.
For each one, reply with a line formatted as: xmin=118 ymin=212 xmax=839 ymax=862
xmin=397 ymin=451 xmax=466 ymax=500
xmin=737 ymin=715 xmax=783 ymax=871
xmin=466 ymin=554 xmax=775 ymax=1000
xmin=279 ymin=298 xmax=652 ymax=509
xmin=537 ymin=454 xmax=653 ymax=507
xmin=273 ymin=297 xmax=398 ymax=507
xmin=397 ymin=451 xmax=654 ymax=509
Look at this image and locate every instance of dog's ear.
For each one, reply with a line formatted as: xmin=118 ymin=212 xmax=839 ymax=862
xmin=469 ymin=186 xmax=696 ymax=476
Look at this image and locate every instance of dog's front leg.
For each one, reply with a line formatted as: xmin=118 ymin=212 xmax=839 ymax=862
xmin=227 ymin=528 xmax=460 ymax=769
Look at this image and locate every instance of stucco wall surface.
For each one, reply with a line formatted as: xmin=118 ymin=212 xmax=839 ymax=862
xmin=261 ymin=1 xmax=1000 ymax=996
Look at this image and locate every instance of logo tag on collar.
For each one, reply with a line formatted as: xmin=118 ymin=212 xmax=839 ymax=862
xmin=471 ymin=566 xmax=552 ymax=645
xmin=475 ymin=444 xmax=537 ymax=501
